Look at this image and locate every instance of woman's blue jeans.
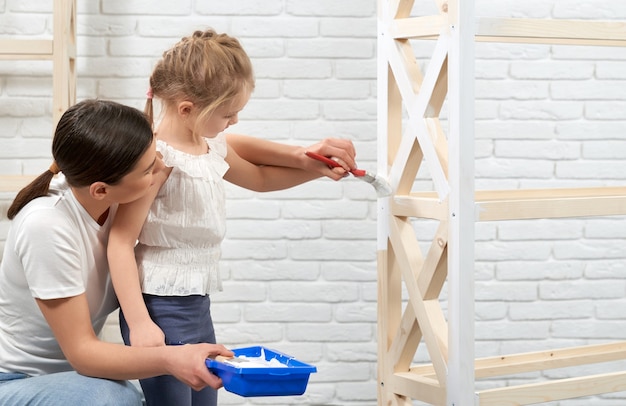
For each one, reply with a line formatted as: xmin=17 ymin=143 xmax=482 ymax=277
xmin=0 ymin=371 xmax=143 ymax=405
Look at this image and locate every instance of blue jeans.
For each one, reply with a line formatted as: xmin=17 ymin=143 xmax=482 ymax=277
xmin=120 ymin=294 xmax=217 ymax=406
xmin=0 ymin=371 xmax=142 ymax=406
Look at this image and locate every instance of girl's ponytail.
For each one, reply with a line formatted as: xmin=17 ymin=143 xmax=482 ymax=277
xmin=144 ymin=86 xmax=154 ymax=130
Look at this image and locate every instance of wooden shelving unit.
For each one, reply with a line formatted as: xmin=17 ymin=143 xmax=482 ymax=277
xmin=0 ymin=0 xmax=76 ymax=193
xmin=377 ymin=1 xmax=626 ymax=405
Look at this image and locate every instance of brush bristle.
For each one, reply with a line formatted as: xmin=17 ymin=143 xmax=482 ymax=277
xmin=358 ymin=172 xmax=392 ymax=197
xmin=371 ymin=177 xmax=392 ymax=197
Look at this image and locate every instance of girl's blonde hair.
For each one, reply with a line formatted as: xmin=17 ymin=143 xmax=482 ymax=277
xmin=145 ymin=29 xmax=255 ymax=131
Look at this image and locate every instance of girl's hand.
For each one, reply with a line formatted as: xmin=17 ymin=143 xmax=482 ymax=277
xmin=301 ymin=138 xmax=357 ymax=180
xmin=129 ymin=320 xmax=166 ymax=347
xmin=165 ymin=343 xmax=234 ymax=391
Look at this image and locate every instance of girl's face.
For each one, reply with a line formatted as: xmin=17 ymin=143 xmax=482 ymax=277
xmin=200 ymin=91 xmax=250 ymax=139
xmin=109 ymin=138 xmax=163 ymax=204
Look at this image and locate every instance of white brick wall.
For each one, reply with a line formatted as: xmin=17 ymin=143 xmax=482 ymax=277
xmin=2 ymin=1 xmax=626 ymax=405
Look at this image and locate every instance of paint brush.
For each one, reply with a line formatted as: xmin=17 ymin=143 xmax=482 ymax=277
xmin=305 ymin=151 xmax=392 ymax=197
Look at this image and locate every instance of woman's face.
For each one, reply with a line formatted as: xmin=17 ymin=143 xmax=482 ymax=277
xmin=110 ymin=138 xmax=163 ymax=204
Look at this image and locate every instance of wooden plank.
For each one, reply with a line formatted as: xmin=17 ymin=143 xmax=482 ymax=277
xmin=477 ymin=17 xmax=626 ymax=47
xmin=392 ymin=17 xmax=626 ymax=46
xmin=426 ymin=117 xmax=449 ymax=180
xmin=474 ymin=187 xmax=626 ymax=220
xmin=392 ymin=194 xmax=448 ymax=220
xmin=390 ymin=15 xmax=447 ymax=39
xmin=419 ymin=219 xmax=448 ymax=300
xmin=476 ymin=193 xmax=626 ymax=220
xmin=387 ymin=301 xmax=422 ymax=373
xmin=477 ymin=371 xmax=626 ymax=406
xmin=0 ymin=39 xmax=53 ymax=59
xmin=475 ymin=341 xmax=626 ymax=379
xmin=410 ymin=341 xmax=626 ymax=380
xmin=389 ymin=372 xmax=445 ymax=405
xmin=52 ymin=0 xmax=77 ymax=126
xmin=388 ymin=216 xmax=449 ymax=384
xmin=388 ymin=133 xmax=422 ymax=196
xmin=376 ymin=249 xmax=395 ymax=404
xmin=393 ymin=188 xmax=626 ymax=220
xmin=476 ymin=187 xmax=626 ymax=200
xmin=0 ymin=175 xmax=37 ymax=193
xmin=408 ymin=33 xmax=451 ymax=200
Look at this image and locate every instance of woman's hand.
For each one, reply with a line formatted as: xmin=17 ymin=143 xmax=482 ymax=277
xmin=36 ymin=294 xmax=233 ymax=386
xmin=165 ymin=343 xmax=234 ymax=391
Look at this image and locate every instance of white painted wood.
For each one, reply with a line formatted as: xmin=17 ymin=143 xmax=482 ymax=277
xmin=446 ymin=0 xmax=476 ymax=404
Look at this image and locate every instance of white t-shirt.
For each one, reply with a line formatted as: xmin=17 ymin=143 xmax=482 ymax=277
xmin=0 ymin=175 xmax=118 ymax=376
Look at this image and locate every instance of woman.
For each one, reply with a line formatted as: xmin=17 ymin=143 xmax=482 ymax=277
xmin=0 ymin=98 xmax=355 ymax=405
xmin=0 ymin=99 xmax=233 ymax=405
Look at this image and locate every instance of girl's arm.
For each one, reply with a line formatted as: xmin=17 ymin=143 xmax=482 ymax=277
xmin=225 ymin=134 xmax=357 ymax=181
xmin=107 ymin=169 xmax=171 ymax=347
xmin=36 ymin=294 xmax=232 ymax=390
xmin=224 ymin=143 xmax=331 ymax=191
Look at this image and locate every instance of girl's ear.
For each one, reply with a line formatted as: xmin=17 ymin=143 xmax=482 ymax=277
xmin=178 ymin=101 xmax=194 ymax=118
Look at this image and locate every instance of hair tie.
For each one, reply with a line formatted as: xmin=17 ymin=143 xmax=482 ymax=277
xmin=146 ymin=87 xmax=154 ymax=100
xmin=49 ymin=161 xmax=60 ymax=175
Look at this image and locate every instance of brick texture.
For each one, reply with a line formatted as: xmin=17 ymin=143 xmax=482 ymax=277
xmin=1 ymin=1 xmax=626 ymax=405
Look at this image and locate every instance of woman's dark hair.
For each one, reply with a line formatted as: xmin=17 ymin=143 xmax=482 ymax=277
xmin=7 ymin=99 xmax=153 ymax=219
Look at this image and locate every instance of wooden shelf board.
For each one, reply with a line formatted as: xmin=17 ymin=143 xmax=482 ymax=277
xmin=0 ymin=39 xmax=54 ymax=60
xmin=391 ymin=17 xmax=626 ymax=47
xmin=410 ymin=340 xmax=626 ymax=380
xmin=393 ymin=187 xmax=626 ymax=220
xmin=477 ymin=17 xmax=626 ymax=47
xmin=405 ymin=341 xmax=626 ymax=404
xmin=0 ymin=175 xmax=37 ymax=193
xmin=477 ymin=371 xmax=626 ymax=406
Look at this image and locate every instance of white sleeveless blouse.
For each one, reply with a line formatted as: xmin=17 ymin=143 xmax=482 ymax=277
xmin=135 ymin=134 xmax=229 ymax=296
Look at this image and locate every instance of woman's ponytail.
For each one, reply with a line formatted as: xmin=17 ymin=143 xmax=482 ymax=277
xmin=6 ymin=163 xmax=59 ymax=219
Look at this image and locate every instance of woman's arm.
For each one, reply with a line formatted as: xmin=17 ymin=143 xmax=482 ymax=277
xmin=36 ymin=294 xmax=232 ymax=390
xmin=107 ymin=170 xmax=170 ymax=347
xmin=225 ymin=134 xmax=357 ymax=181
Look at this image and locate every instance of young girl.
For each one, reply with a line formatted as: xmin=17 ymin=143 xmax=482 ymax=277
xmin=107 ymin=29 xmax=356 ymax=406
xmin=0 ymin=99 xmax=234 ymax=406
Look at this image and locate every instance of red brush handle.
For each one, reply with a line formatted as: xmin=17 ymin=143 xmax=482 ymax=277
xmin=305 ymin=151 xmax=366 ymax=177
xmin=305 ymin=151 xmax=341 ymax=168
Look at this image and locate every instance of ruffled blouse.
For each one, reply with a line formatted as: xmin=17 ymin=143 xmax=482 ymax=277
xmin=135 ymin=134 xmax=229 ymax=296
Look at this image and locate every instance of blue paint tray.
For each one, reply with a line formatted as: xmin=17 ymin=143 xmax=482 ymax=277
xmin=206 ymin=346 xmax=317 ymax=397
